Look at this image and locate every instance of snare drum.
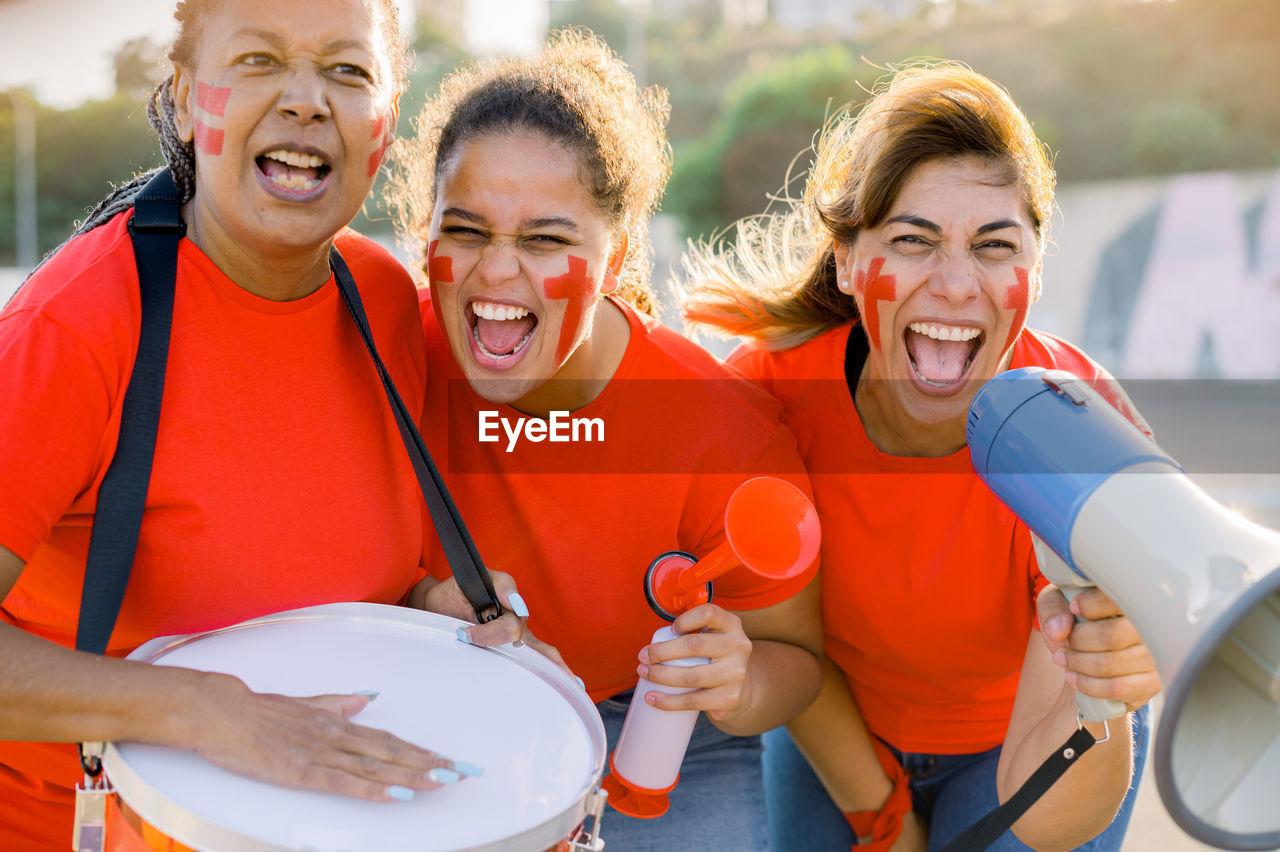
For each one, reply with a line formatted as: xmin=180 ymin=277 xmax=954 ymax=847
xmin=99 ymin=602 xmax=607 ymax=851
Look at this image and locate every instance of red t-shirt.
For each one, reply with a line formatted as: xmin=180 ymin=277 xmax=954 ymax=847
xmin=731 ymin=323 xmax=1147 ymax=753
xmin=418 ymin=295 xmax=816 ymax=703
xmin=0 ymin=212 xmax=428 ymax=848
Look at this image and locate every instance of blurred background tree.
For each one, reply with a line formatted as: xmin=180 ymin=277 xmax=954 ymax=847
xmin=3 ymin=0 xmax=1279 ymax=263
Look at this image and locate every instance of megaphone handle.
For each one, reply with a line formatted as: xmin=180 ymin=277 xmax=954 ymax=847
xmin=1058 ymin=585 xmax=1129 ymax=723
xmin=1030 ymin=535 xmax=1127 ymax=722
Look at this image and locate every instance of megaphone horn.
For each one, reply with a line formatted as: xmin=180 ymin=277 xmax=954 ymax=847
xmin=967 ymin=368 xmax=1280 ymax=851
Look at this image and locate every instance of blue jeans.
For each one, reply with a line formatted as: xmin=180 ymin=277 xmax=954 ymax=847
xmin=763 ymin=703 xmax=1151 ymax=852
xmin=597 ymin=691 xmax=769 ymax=851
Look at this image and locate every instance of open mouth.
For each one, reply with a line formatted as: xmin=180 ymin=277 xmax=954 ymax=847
xmin=256 ymin=149 xmax=332 ymax=195
xmin=468 ymin=299 xmax=538 ymax=366
xmin=905 ymin=322 xmax=982 ymax=390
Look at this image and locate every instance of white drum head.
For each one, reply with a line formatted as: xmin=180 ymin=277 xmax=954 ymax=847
xmin=102 ymin=602 xmax=605 ymax=851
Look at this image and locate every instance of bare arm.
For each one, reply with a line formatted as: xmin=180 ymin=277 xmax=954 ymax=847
xmin=641 ymin=577 xmax=822 ymax=736
xmin=0 ymin=545 xmax=466 ymax=800
xmin=998 ymin=586 xmax=1161 ymax=851
xmin=787 ymin=657 xmax=927 ymax=851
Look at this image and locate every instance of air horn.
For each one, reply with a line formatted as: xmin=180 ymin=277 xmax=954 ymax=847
xmin=602 ymin=476 xmax=821 ymax=817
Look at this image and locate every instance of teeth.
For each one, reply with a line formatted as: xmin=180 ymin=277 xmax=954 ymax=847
xmin=263 ymin=149 xmax=326 ymax=169
xmin=908 ymin=322 xmax=981 ymax=342
xmin=472 ymin=301 xmax=530 ymax=321
xmin=268 ymin=172 xmax=321 ymax=191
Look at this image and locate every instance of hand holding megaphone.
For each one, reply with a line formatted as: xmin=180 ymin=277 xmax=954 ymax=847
xmin=968 ymin=368 xmax=1280 ymax=851
xmin=1029 ymin=534 xmax=1132 ymax=723
xmin=602 ymin=476 xmax=821 ymax=818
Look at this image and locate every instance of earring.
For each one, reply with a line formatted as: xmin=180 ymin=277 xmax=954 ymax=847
xmin=838 ymin=278 xmax=851 ymax=292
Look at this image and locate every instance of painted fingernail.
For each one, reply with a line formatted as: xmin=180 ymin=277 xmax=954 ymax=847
xmin=575 ymin=676 xmax=585 ymax=690
xmin=428 ymin=768 xmax=461 ymax=785
xmin=1069 ymin=599 xmax=1081 ymax=615
xmin=452 ymin=761 xmax=484 ymax=777
xmin=512 ymin=639 xmax=525 ymax=648
xmin=637 ymin=664 xmax=649 ymax=679
xmin=456 ymin=627 xmax=472 ymax=645
xmin=387 ymin=785 xmax=414 ymax=802
xmin=354 ymin=690 xmax=380 ymax=701
xmin=508 ymin=593 xmax=530 ymax=619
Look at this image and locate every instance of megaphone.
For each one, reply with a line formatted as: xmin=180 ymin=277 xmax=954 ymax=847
xmin=602 ymin=476 xmax=821 ymax=818
xmin=967 ymin=367 xmax=1280 ymax=851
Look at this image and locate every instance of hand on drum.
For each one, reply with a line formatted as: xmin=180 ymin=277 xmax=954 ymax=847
xmin=1036 ymin=585 xmax=1162 ymax=713
xmin=637 ymin=603 xmax=754 ymax=722
xmin=415 ymin=573 xmax=572 ymax=675
xmin=191 ymin=673 xmax=472 ymax=802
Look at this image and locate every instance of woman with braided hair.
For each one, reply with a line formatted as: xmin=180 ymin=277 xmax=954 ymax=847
xmin=0 ymin=1 xmax=529 ymax=846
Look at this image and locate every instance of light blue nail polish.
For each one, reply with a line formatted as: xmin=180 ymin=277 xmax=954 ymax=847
xmin=428 ymin=768 xmax=461 ymax=785
xmin=456 ymin=627 xmax=472 ymax=645
xmin=452 ymin=761 xmax=484 ymax=777
xmin=387 ymin=785 xmax=414 ymax=802
xmin=508 ymin=592 xmax=530 ymax=619
xmin=575 ymin=676 xmax=585 ymax=690
xmin=354 ymin=690 xmax=380 ymax=701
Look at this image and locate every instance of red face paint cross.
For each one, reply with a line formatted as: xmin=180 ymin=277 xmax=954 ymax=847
xmin=367 ymin=113 xmax=391 ymax=178
xmin=543 ymin=255 xmax=594 ymax=364
xmin=856 ymin=257 xmax=897 ymax=350
xmin=193 ymin=82 xmax=230 ymax=156
xmin=1002 ymin=267 xmax=1031 ymax=354
xmin=426 ymin=239 xmax=453 ymax=340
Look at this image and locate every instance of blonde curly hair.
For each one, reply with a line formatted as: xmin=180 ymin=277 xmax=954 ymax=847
xmin=384 ymin=29 xmax=672 ymax=315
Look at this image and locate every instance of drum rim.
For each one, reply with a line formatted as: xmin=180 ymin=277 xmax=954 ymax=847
xmin=102 ymin=602 xmax=607 ymax=852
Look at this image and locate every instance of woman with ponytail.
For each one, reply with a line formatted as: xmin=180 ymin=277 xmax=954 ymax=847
xmin=683 ymin=63 xmax=1160 ymax=851
xmin=0 ymin=2 xmax=521 ymax=846
xmin=386 ymin=30 xmax=823 ymax=850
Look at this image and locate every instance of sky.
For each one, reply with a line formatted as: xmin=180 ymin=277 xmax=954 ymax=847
xmin=0 ymin=0 xmax=430 ymax=109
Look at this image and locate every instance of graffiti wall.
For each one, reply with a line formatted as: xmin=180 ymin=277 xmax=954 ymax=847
xmin=1040 ymin=169 xmax=1280 ymax=380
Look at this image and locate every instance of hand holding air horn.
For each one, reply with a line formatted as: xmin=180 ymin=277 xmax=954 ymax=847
xmin=603 ymin=476 xmax=821 ymax=818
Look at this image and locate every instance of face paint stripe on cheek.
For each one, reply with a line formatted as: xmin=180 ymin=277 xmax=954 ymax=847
xmin=367 ymin=138 xmax=390 ymax=178
xmin=856 ymin=257 xmax=896 ymax=351
xmin=366 ymin=114 xmax=392 ymax=177
xmin=426 ymin=239 xmax=453 ymax=341
xmin=193 ymin=119 xmax=223 ymax=156
xmin=1002 ymin=267 xmax=1031 ymax=353
xmin=196 ymin=82 xmax=230 ymax=117
xmin=543 ymin=255 xmax=593 ymax=364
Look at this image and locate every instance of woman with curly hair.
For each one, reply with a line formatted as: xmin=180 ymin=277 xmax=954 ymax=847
xmin=387 ymin=29 xmax=823 ymax=849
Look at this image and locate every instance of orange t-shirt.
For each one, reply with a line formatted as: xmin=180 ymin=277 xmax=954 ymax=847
xmin=418 ymin=295 xmax=815 ymax=703
xmin=0 ymin=213 xmax=427 ymax=849
xmin=730 ymin=323 xmax=1147 ymax=754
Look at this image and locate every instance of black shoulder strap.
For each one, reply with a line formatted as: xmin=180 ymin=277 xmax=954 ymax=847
xmin=76 ymin=169 xmax=501 ymax=656
xmin=328 ymin=247 xmax=501 ymax=622
xmin=938 ymin=725 xmax=1098 ymax=852
xmin=76 ymin=168 xmax=183 ymax=655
